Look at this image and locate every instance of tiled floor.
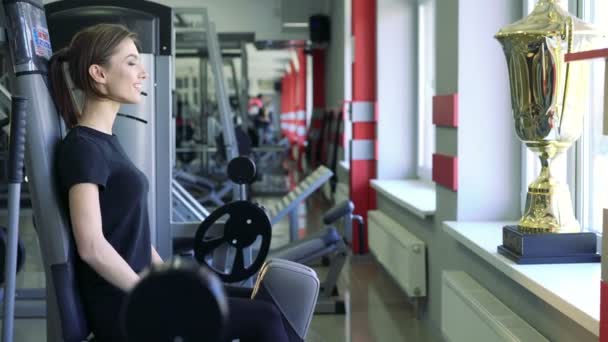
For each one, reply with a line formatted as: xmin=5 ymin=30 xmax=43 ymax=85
xmin=0 ymin=190 xmax=436 ymax=341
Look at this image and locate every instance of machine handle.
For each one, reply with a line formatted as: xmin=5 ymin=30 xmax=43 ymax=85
xmin=8 ymin=96 xmax=27 ymax=184
xmin=352 ymin=214 xmax=365 ymax=251
xmin=322 ymin=200 xmax=354 ymax=225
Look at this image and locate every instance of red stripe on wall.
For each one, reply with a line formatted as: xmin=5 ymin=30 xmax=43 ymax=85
xmin=297 ymin=49 xmax=307 ymax=113
xmin=352 ymin=122 xmax=376 ymax=140
xmin=289 ymin=62 xmax=296 ymax=114
xmin=352 ymin=0 xmax=376 ymax=101
xmin=432 ymin=154 xmax=458 ymax=191
xmin=433 ymin=94 xmax=458 ymax=128
xmin=312 ymin=49 xmax=326 ymax=108
xmin=602 ymin=281 xmax=608 ymax=342
xmin=349 ymin=160 xmax=375 ymax=254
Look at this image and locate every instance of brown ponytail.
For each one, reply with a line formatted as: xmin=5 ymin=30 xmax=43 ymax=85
xmin=48 ymin=47 xmax=78 ymax=127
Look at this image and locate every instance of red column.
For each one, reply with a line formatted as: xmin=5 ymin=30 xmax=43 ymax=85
xmin=349 ymin=0 xmax=376 ymax=254
xmin=289 ymin=61 xmax=297 ymax=144
xmin=313 ymin=49 xmax=326 ymax=111
xmin=309 ymin=49 xmax=326 ymax=169
xmin=295 ymin=49 xmax=308 ymax=171
xmin=296 ymin=49 xmax=307 ymax=146
xmin=281 ymin=76 xmax=287 ymax=135
xmin=602 ymin=281 xmax=608 ymax=342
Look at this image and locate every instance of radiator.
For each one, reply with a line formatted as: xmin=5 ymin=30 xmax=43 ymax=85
xmin=441 ymin=271 xmax=548 ymax=342
xmin=368 ymin=210 xmax=426 ymax=297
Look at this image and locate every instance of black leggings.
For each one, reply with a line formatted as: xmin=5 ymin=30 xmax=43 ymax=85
xmin=224 ymin=286 xmax=289 ymax=342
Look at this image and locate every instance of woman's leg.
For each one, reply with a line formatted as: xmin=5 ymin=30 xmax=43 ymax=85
xmin=224 ymin=285 xmax=252 ymax=298
xmin=225 ymin=297 xmax=289 ymax=342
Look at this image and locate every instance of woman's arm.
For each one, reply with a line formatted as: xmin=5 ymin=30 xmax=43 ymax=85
xmin=69 ymin=183 xmax=140 ymax=291
xmin=151 ymin=245 xmax=163 ymax=265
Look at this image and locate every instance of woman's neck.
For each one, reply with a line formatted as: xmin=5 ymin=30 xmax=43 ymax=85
xmin=78 ymin=98 xmax=120 ymax=134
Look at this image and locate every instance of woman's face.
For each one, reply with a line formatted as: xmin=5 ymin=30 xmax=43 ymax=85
xmin=102 ymin=38 xmax=147 ymax=104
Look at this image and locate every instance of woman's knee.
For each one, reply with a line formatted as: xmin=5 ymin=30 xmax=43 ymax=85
xmin=256 ymin=301 xmax=288 ymax=340
xmin=258 ymin=300 xmax=283 ymax=324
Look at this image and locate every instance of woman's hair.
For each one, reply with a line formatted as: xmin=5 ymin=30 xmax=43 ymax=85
xmin=48 ymin=23 xmax=139 ymax=127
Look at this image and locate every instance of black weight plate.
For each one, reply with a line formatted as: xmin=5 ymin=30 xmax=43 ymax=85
xmin=227 ymin=157 xmax=256 ymax=185
xmin=123 ymin=258 xmax=228 ymax=342
xmin=194 ymin=201 xmax=271 ymax=283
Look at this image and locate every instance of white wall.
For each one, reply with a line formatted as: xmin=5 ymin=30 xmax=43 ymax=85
xmin=376 ymin=0 xmax=417 ymax=179
xmin=456 ymin=0 xmax=521 ymax=220
xmin=326 ymin=0 xmax=347 ymax=110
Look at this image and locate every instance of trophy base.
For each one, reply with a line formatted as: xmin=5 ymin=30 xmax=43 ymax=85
xmin=497 ymin=225 xmax=601 ymax=264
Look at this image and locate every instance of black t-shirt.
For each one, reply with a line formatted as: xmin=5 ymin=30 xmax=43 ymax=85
xmin=56 ymin=126 xmax=151 ymax=342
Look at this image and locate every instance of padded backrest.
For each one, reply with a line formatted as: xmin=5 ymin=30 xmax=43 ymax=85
xmin=3 ymin=1 xmax=91 ymax=340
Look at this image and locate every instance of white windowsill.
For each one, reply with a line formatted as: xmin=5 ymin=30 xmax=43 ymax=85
xmin=370 ymin=179 xmax=436 ymax=219
xmin=443 ymin=221 xmax=600 ymax=336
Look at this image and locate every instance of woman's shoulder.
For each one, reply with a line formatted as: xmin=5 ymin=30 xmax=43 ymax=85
xmin=59 ymin=127 xmax=107 ymax=160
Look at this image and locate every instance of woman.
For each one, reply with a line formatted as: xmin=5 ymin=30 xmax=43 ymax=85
xmin=52 ymin=23 xmax=289 ymax=342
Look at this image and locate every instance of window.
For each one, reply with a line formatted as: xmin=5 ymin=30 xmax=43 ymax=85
xmin=522 ymin=0 xmax=605 ymax=234
xmin=580 ymin=0 xmax=607 ymax=234
xmin=416 ymin=0 xmax=436 ymax=181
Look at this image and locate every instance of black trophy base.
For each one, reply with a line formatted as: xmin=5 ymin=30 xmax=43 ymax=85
xmin=497 ymin=225 xmax=601 ymax=265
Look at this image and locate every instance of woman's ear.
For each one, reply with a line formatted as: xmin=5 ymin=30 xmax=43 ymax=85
xmin=88 ymin=64 xmax=107 ymax=84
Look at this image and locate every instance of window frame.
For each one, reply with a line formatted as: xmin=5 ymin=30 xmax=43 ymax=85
xmin=416 ymin=0 xmax=436 ymax=182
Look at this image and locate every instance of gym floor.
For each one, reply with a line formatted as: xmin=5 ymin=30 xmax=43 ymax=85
xmin=2 ymin=191 xmax=436 ymax=341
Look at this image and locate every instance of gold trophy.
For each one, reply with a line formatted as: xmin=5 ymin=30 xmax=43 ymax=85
xmin=495 ymin=0 xmax=602 ymax=263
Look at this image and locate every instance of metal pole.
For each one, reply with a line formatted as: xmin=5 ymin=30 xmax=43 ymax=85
xmin=3 ymin=96 xmax=27 ymax=342
xmin=203 ymin=10 xmax=238 ymax=201
xmin=229 ymin=58 xmax=247 ymax=128
xmin=200 ymin=58 xmax=208 ymax=174
xmin=203 ymin=11 xmax=238 ymax=162
xmin=240 ymin=42 xmax=249 ymax=128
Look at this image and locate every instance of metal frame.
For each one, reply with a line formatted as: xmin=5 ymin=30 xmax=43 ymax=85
xmin=268 ymin=166 xmax=334 ymax=241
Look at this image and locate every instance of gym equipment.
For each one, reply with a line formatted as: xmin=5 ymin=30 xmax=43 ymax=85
xmin=267 ymin=166 xmax=334 ymax=241
xmin=1 ymin=95 xmax=27 ymax=342
xmin=252 ymin=259 xmax=319 ymax=341
xmin=171 ymin=179 xmax=209 ymax=223
xmin=193 ymin=156 xmax=259 ymax=286
xmin=188 ymin=161 xmax=355 ymax=314
xmin=194 ymin=201 xmax=271 ymax=282
xmin=173 ymin=165 xmax=334 ymax=242
xmin=0 ymin=227 xmax=25 ymax=285
xmin=122 ymin=258 xmax=228 ymax=342
xmin=270 ymin=200 xmax=364 ymax=314
xmin=174 ymin=169 xmax=233 ymax=207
